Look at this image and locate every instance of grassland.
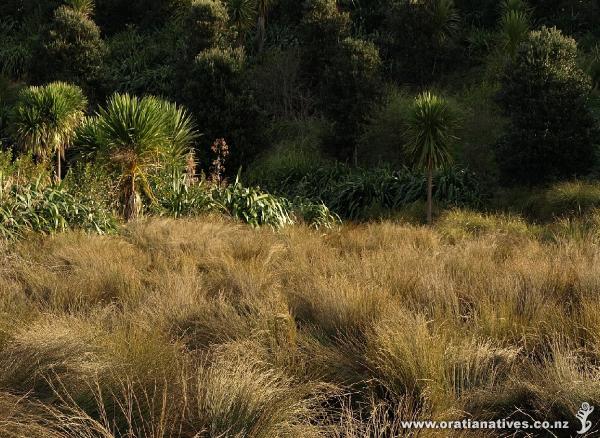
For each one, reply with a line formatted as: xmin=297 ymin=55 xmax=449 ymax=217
xmin=1 ymin=212 xmax=600 ymax=437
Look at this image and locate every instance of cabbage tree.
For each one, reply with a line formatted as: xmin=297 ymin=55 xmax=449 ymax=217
xmin=11 ymin=82 xmax=87 ymax=180
xmin=227 ymin=0 xmax=256 ymax=46
xmin=76 ymin=93 xmax=197 ymax=220
xmin=405 ymin=91 xmax=457 ymax=224
xmin=256 ymin=0 xmax=276 ymax=52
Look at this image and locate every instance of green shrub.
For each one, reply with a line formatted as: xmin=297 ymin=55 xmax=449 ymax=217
xmin=103 ymin=27 xmax=178 ymax=96
xmin=582 ymin=43 xmax=600 ymax=92
xmin=298 ymin=0 xmax=351 ymax=140
xmin=247 ymin=48 xmax=307 ymax=119
xmin=180 ymin=47 xmax=265 ymax=171
xmin=94 ymin=0 xmax=190 ymax=34
xmin=454 ymin=0 xmax=501 ymax=28
xmin=300 ymin=0 xmax=350 ymax=73
xmin=151 ymin=169 xmax=340 ymax=229
xmin=492 ymin=180 xmax=600 ymax=222
xmin=0 ymin=18 xmax=36 ymax=80
xmin=0 ymin=178 xmax=116 ymax=239
xmin=319 ymin=37 xmax=383 ymax=160
xmin=530 ymin=0 xmax=600 ymax=37
xmin=454 ymin=82 xmax=505 ymax=193
xmin=246 ymin=118 xmax=332 ymax=188
xmin=496 ymin=26 xmax=598 ymax=185
xmin=214 ymin=176 xmax=294 ymax=228
xmin=150 ymin=169 xmax=221 ymax=218
xmin=148 ymin=168 xmax=293 ymax=228
xmin=465 ymin=26 xmax=496 ymax=60
xmin=62 ymin=161 xmax=118 ymax=211
xmin=246 ymin=144 xmax=327 ymax=190
xmin=36 ymin=6 xmax=107 ymax=89
xmin=255 ymin=163 xmax=484 ymax=220
xmin=299 ymin=2 xmax=381 ymax=160
xmin=256 ymin=161 xmax=349 ymax=203
xmin=0 ymin=79 xmax=21 ymax=141
xmin=288 ymin=197 xmax=340 ymax=230
xmin=358 ymin=88 xmax=412 ymax=167
xmin=379 ymin=0 xmax=462 ymax=84
xmin=183 ymin=0 xmax=228 ymax=55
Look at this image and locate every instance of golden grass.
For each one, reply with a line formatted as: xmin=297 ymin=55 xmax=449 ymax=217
xmin=1 ymin=214 xmax=600 ymax=436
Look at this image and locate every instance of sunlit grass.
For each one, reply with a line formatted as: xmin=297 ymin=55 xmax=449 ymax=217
xmin=1 ymin=214 xmax=600 ymax=436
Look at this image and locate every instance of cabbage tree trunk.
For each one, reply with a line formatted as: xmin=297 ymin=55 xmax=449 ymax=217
xmin=427 ymin=164 xmax=433 ymax=225
xmin=257 ymin=15 xmax=266 ymax=53
xmin=123 ymin=178 xmax=140 ymax=221
xmin=56 ymin=152 xmax=62 ymax=181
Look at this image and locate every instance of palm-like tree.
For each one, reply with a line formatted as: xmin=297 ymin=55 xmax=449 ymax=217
xmin=498 ymin=0 xmax=531 ymax=59
xmin=146 ymin=96 xmax=199 ymax=168
xmin=404 ymin=91 xmax=457 ymax=225
xmin=11 ymin=82 xmax=87 ymax=181
xmin=426 ymin=0 xmax=460 ymax=76
xmin=499 ymin=10 xmax=529 ymax=59
xmin=227 ymin=0 xmax=256 ymax=46
xmin=64 ymin=0 xmax=95 ymax=16
xmin=501 ymin=0 xmax=530 ymax=14
xmin=430 ymin=0 xmax=460 ymax=45
xmin=76 ymin=93 xmax=197 ymax=220
xmin=255 ymin=0 xmax=276 ymax=52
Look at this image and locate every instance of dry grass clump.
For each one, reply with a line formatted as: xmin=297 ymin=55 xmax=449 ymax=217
xmin=436 ymin=209 xmax=537 ymax=242
xmin=543 ymin=180 xmax=600 ymax=217
xmin=1 ymin=215 xmax=600 ymax=436
xmin=5 ymin=234 xmax=148 ymax=311
xmin=366 ymin=313 xmax=520 ymax=415
xmin=0 ymin=316 xmax=106 ymax=398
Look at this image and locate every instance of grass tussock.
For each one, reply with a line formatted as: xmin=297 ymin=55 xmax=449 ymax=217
xmin=1 ymin=215 xmax=600 ymax=436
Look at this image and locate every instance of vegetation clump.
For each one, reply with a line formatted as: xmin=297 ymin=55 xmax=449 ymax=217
xmin=496 ymin=26 xmax=598 ymax=185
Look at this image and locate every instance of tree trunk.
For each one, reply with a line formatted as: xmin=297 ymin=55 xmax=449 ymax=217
xmin=56 ymin=151 xmax=61 ymax=181
xmin=124 ymin=179 xmax=139 ymax=221
xmin=427 ymin=166 xmax=433 ymax=225
xmin=237 ymin=31 xmax=245 ymax=48
xmin=257 ymin=15 xmax=266 ymax=53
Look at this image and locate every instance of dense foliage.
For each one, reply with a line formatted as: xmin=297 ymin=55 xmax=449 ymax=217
xmin=497 ymin=26 xmax=598 ymax=185
xmin=0 ymin=151 xmax=115 ymax=238
xmin=36 ymin=5 xmax=107 ymax=91
xmin=252 ymin=163 xmax=483 ymax=220
xmin=0 ymin=177 xmax=116 ymax=238
xmin=0 ymin=0 xmax=599 ymax=226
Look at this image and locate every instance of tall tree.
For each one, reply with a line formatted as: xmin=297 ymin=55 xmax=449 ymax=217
xmin=380 ymin=0 xmax=461 ymax=84
xmin=10 ymin=82 xmax=87 ymax=180
xmin=227 ymin=0 xmax=256 ymax=46
xmin=184 ymin=0 xmax=228 ymax=55
xmin=180 ymin=47 xmax=265 ymax=172
xmin=255 ymin=0 xmax=276 ymax=52
xmin=405 ymin=91 xmax=457 ymax=224
xmin=498 ymin=0 xmax=531 ymax=59
xmin=496 ymin=27 xmax=597 ymax=185
xmin=37 ymin=5 xmax=106 ymax=90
